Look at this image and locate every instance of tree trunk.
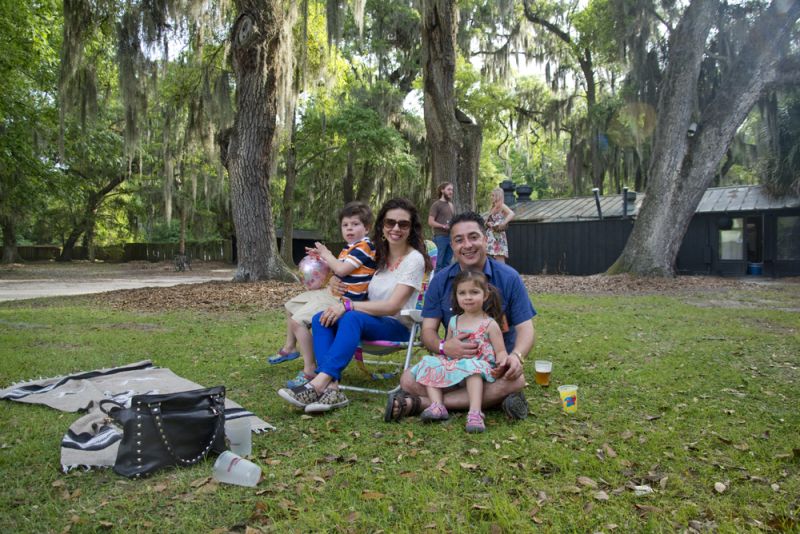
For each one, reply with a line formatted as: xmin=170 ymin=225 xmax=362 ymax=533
xmin=58 ymin=174 xmax=126 ymax=262
xmin=343 ymin=145 xmax=355 ymax=204
xmin=227 ymin=1 xmax=297 ymax=282
xmin=178 ymin=205 xmax=187 ymax=255
xmin=609 ymin=0 xmax=800 ymax=276
xmin=1 ymin=215 xmax=18 ymax=264
xmin=421 ymin=0 xmax=482 ymax=213
xmin=83 ymin=224 xmax=96 ymax=262
xmin=280 ymin=109 xmax=298 ymax=266
xmin=356 ymin=160 xmax=375 ymax=203
xmin=58 ymin=225 xmax=85 ymax=262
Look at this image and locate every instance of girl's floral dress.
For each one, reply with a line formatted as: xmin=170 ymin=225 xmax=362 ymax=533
xmin=410 ymin=316 xmax=497 ymax=387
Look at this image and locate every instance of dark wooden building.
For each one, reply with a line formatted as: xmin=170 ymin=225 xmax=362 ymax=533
xmin=504 ymin=185 xmax=800 ymax=277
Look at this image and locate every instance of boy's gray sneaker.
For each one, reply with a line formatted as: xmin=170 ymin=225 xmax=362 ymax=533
xmin=305 ymin=389 xmax=350 ymax=413
xmin=278 ymin=384 xmax=321 ymax=408
xmin=501 ymin=391 xmax=529 ymax=420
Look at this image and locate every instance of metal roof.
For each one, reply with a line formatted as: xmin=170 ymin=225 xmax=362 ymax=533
xmin=695 ymin=185 xmax=800 ymax=213
xmin=511 ymin=193 xmax=642 ymax=223
xmin=511 ymin=185 xmax=799 ymax=223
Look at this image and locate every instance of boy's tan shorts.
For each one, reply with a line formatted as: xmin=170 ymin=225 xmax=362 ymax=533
xmin=284 ymin=289 xmax=340 ymax=326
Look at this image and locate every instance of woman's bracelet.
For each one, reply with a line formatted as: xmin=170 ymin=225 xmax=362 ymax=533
xmin=341 ymin=298 xmax=352 ymax=312
xmin=438 ymin=339 xmax=446 ymax=356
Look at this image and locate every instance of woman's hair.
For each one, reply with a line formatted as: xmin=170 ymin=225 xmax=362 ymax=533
xmin=451 ymin=271 xmax=503 ymax=324
xmin=491 ymin=187 xmax=504 ymax=204
xmin=372 ymin=198 xmax=432 ymax=272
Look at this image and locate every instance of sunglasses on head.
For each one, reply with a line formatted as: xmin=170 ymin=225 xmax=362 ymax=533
xmin=383 ymin=218 xmax=412 ymax=230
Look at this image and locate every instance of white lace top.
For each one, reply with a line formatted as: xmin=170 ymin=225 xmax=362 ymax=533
xmin=367 ymin=249 xmax=425 ymax=327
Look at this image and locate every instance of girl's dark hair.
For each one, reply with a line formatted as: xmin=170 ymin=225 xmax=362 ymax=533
xmin=372 ymin=198 xmax=432 ymax=272
xmin=451 ymin=271 xmax=503 ymax=325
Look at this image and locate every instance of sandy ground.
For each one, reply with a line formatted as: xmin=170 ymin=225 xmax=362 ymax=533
xmin=0 ymin=260 xmax=235 ymax=302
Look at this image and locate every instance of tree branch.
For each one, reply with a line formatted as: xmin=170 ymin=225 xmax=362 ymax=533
xmin=522 ymin=0 xmax=573 ymax=47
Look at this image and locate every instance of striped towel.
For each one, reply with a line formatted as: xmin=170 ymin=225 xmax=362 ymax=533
xmin=0 ymin=360 xmax=274 ymax=472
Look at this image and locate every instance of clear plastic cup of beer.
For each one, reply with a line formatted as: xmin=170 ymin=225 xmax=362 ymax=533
xmin=534 ymin=360 xmax=552 ymax=386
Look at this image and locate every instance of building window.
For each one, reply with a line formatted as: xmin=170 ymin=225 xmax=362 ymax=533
xmin=777 ymin=216 xmax=800 ymax=260
xmin=719 ymin=218 xmax=743 ymax=260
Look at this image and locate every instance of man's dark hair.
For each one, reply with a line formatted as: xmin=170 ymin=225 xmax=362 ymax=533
xmin=339 ymin=201 xmax=374 ymax=229
xmin=449 ymin=211 xmax=486 ymax=235
xmin=437 ymin=182 xmax=452 ymax=197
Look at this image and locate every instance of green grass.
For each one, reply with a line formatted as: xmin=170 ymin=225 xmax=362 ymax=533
xmin=1 ymin=285 xmax=798 ymax=532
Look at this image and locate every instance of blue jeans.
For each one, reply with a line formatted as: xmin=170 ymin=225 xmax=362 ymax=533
xmin=311 ymin=311 xmax=410 ymax=381
xmin=433 ymin=235 xmax=452 ymax=274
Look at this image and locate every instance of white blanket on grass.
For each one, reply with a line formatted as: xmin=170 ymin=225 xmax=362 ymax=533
xmin=0 ymin=360 xmax=274 ymax=472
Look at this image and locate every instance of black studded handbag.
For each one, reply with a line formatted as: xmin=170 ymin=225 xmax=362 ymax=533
xmin=102 ymin=386 xmax=226 ymax=478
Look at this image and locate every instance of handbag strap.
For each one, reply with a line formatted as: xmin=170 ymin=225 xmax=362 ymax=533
xmin=145 ymin=392 xmax=226 ymax=466
xmin=99 ymin=399 xmax=124 ymax=416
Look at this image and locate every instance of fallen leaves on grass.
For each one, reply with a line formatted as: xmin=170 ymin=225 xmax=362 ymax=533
xmin=91 ymin=270 xmax=772 ymax=313
xmin=190 ymin=476 xmax=211 ymax=488
xmin=634 ymin=504 xmax=661 ymax=516
xmin=361 ymin=490 xmax=386 ymax=500
xmin=100 ymin=279 xmax=301 ymax=312
xmin=577 ymin=476 xmax=598 ymax=489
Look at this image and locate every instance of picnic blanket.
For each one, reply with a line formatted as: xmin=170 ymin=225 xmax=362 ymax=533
xmin=0 ymin=360 xmax=274 ymax=472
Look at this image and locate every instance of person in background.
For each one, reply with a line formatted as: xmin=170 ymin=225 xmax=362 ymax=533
xmin=486 ymin=187 xmax=514 ymax=263
xmin=428 ymin=182 xmax=454 ymax=274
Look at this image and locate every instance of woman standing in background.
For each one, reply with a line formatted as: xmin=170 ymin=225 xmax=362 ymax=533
xmin=485 ymin=187 xmax=514 ymax=263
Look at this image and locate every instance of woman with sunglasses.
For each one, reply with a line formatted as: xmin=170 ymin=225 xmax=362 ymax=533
xmin=278 ymin=198 xmax=432 ymax=412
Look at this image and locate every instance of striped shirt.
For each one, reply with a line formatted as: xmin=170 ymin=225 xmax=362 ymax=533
xmin=337 ymin=237 xmax=377 ymax=301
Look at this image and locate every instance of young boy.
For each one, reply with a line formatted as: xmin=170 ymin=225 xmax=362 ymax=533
xmin=269 ymin=201 xmax=377 ymax=388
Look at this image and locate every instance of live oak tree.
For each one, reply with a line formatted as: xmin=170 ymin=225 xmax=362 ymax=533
xmin=609 ymin=0 xmax=800 ymax=276
xmin=421 ymin=0 xmax=482 ymax=212
xmin=222 ymin=0 xmax=297 ymax=281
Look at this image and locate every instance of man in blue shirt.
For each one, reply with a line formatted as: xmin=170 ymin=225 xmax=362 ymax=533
xmin=387 ymin=211 xmax=537 ymax=421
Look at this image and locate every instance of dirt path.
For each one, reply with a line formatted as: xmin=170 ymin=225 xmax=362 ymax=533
xmin=0 ymin=261 xmax=235 ymax=302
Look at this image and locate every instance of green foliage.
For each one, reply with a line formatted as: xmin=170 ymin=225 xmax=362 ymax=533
xmin=5 ymin=0 xmax=790 ymax=255
xmin=763 ymin=90 xmax=800 ymax=196
xmin=0 ymin=0 xmax=62 ymax=252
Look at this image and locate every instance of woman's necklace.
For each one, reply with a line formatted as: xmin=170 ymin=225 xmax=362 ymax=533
xmin=387 ymin=251 xmax=408 ymax=272
xmin=386 ymin=249 xmax=410 ymax=271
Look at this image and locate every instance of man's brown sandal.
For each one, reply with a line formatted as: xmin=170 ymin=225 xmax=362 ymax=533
xmin=384 ymin=389 xmax=422 ymax=422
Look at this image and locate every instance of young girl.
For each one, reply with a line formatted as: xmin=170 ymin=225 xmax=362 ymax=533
xmin=409 ymin=271 xmax=508 ymax=433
